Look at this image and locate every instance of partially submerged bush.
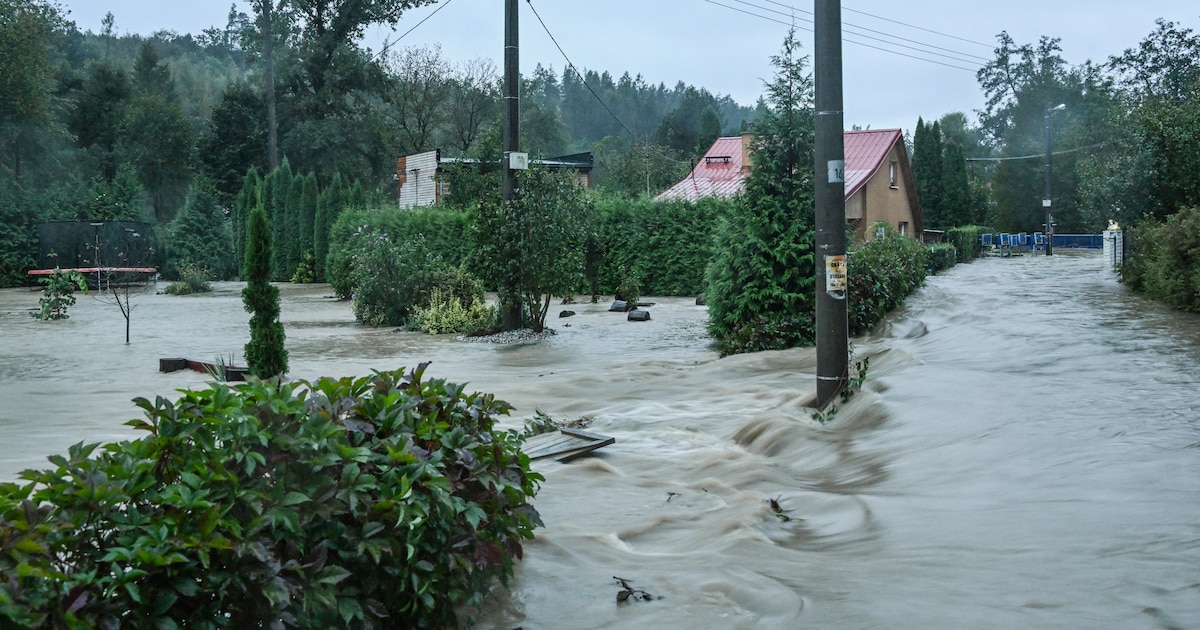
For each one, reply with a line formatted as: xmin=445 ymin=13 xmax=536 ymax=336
xmin=848 ymin=222 xmax=930 ymax=336
xmin=409 ymin=287 xmax=498 ymax=335
xmin=945 ymin=225 xmax=991 ymax=262
xmin=31 ymin=268 xmax=88 ymax=320
xmin=1121 ymin=207 xmax=1200 ymax=311
xmin=927 ymin=243 xmax=958 ymax=274
xmin=0 ymin=365 xmax=542 ymax=628
xmin=162 ymin=263 xmax=212 ymax=295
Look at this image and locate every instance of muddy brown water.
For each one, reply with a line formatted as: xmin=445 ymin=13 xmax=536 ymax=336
xmin=2 ymin=249 xmax=1198 ymax=628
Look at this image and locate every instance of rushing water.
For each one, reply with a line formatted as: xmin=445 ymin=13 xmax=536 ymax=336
xmin=1 ymin=250 xmax=1198 ymax=629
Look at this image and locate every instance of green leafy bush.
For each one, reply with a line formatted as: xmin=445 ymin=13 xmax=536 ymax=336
xmin=927 ymin=243 xmax=958 ymax=274
xmin=945 ymin=225 xmax=991 ymax=262
xmin=162 ymin=263 xmax=212 ymax=295
xmin=591 ymin=196 xmax=732 ymax=297
xmin=349 ymin=232 xmax=428 ymax=326
xmin=31 ymin=268 xmax=88 ymax=320
xmin=847 ymin=223 xmax=930 ymax=336
xmin=410 ymin=287 xmax=498 ymax=335
xmin=0 ymin=365 xmax=542 ymax=629
xmin=1121 ymin=207 xmax=1200 ymax=311
xmin=326 ymin=208 xmax=472 ymax=301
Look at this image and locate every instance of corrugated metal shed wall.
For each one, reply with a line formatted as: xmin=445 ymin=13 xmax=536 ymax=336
xmin=396 ymin=150 xmax=441 ymax=208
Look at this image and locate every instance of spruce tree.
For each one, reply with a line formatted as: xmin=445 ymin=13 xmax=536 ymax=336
xmin=242 ymin=204 xmax=288 ymax=379
xmin=705 ymin=28 xmax=816 ymax=355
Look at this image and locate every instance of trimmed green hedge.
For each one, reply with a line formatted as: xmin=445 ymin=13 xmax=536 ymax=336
xmin=927 ymin=243 xmax=958 ymax=274
xmin=945 ymin=225 xmax=991 ymax=263
xmin=1121 ymin=207 xmax=1200 ymax=311
xmin=0 ymin=366 xmax=541 ymax=629
xmin=591 ymin=196 xmax=734 ymax=297
xmin=327 ymin=207 xmax=472 ymax=301
xmin=848 ymin=224 xmax=930 ymax=336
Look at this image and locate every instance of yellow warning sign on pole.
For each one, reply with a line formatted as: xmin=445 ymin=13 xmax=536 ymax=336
xmin=825 ymin=254 xmax=847 ymax=296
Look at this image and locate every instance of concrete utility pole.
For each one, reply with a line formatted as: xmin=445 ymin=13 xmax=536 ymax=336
xmin=501 ymin=0 xmax=522 ymax=330
xmin=814 ymin=0 xmax=848 ymax=409
xmin=1044 ymin=103 xmax=1065 ymax=256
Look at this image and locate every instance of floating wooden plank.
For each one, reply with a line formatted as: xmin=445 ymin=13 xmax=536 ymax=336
xmin=522 ymin=427 xmax=615 ymax=462
xmin=160 ymin=357 xmax=249 ymax=382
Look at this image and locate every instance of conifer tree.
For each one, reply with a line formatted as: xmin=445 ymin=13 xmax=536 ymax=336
xmin=314 ymin=173 xmax=344 ymax=282
xmin=242 ymin=204 xmax=287 ymax=379
xmin=940 ymin=142 xmax=971 ymax=227
xmin=268 ymin=158 xmax=292 ymax=281
xmin=233 ymin=167 xmax=261 ymax=277
xmin=912 ymin=118 xmax=945 ymax=228
xmin=705 ymin=28 xmax=816 ymax=355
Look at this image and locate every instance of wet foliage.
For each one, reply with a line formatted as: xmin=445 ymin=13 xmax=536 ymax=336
xmin=1121 ymin=206 xmax=1200 ymax=312
xmin=0 ymin=364 xmax=542 ymax=628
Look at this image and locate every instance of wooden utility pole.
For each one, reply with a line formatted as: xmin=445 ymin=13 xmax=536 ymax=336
xmin=814 ymin=0 xmax=848 ymax=409
xmin=500 ymin=0 xmax=522 ymax=330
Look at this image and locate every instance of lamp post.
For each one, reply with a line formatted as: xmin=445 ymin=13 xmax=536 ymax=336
xmin=1044 ymin=103 xmax=1065 ymax=256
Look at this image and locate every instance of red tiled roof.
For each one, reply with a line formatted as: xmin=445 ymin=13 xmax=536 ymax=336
xmin=843 ymin=129 xmax=902 ymax=198
xmin=655 ymin=129 xmax=904 ymax=201
xmin=654 ymin=137 xmax=746 ymax=202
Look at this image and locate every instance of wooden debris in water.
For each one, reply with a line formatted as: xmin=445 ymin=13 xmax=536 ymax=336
xmin=522 ymin=427 xmax=614 ymax=462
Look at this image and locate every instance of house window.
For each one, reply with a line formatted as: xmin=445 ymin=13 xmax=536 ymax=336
xmin=898 ymin=221 xmax=909 ymax=236
xmin=889 ymin=161 xmax=898 ymax=188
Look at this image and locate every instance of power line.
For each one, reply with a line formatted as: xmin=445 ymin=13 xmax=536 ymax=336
xmin=525 ymin=0 xmax=638 ymax=141
xmin=372 ymin=0 xmax=455 ymax=61
xmin=966 ymin=142 xmax=1106 ymax=162
xmin=751 ymin=0 xmax=991 ymax=63
xmin=842 ymin=4 xmax=994 ymax=49
xmin=703 ymin=0 xmax=980 ymax=72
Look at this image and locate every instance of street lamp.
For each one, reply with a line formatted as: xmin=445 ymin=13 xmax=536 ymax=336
xmin=1044 ymin=103 xmax=1066 ymax=256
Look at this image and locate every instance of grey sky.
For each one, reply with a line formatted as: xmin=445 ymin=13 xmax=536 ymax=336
xmin=62 ymin=1 xmax=1199 ymax=135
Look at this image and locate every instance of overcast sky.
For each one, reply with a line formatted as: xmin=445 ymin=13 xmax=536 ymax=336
xmin=60 ymin=1 xmax=1199 ymax=135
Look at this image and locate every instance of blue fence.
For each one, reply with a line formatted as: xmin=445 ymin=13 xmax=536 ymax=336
xmin=978 ymin=233 xmax=1102 ymax=252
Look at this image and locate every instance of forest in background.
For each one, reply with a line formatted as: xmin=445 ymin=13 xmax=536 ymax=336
xmin=2 ymin=0 xmax=1198 ymax=289
xmin=0 ymin=0 xmax=756 ymax=286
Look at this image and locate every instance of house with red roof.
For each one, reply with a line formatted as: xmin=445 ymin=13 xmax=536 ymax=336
xmin=656 ymin=129 xmax=923 ymax=241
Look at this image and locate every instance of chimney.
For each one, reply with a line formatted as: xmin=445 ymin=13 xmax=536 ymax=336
xmin=740 ymin=131 xmax=754 ymax=174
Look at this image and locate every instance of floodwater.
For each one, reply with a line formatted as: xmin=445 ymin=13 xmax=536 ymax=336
xmin=1 ymin=249 xmax=1198 ymax=629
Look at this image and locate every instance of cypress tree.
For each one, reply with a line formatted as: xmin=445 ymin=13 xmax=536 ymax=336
xmin=300 ymin=172 xmax=317 ymax=261
xmin=242 ymin=204 xmax=288 ymax=379
xmin=940 ymin=142 xmax=971 ymax=227
xmin=233 ymin=167 xmax=261 ymax=277
xmin=269 ymin=159 xmax=292 ymax=281
xmin=314 ymin=173 xmax=344 ymax=282
xmin=912 ymin=117 xmax=945 ymax=229
xmin=284 ymin=173 xmax=303 ymax=277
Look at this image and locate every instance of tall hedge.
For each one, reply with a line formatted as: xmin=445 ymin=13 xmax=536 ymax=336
xmin=1121 ymin=206 xmax=1200 ymax=311
xmin=326 ymin=207 xmax=473 ymax=301
xmin=0 ymin=366 xmax=542 ymax=628
xmin=847 ymin=223 xmax=930 ymax=336
xmin=591 ymin=196 xmax=732 ymax=297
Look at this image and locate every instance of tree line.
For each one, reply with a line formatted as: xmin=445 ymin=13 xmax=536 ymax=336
xmin=909 ymin=19 xmax=1200 ymax=235
xmin=0 ymin=0 xmax=755 ymax=287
